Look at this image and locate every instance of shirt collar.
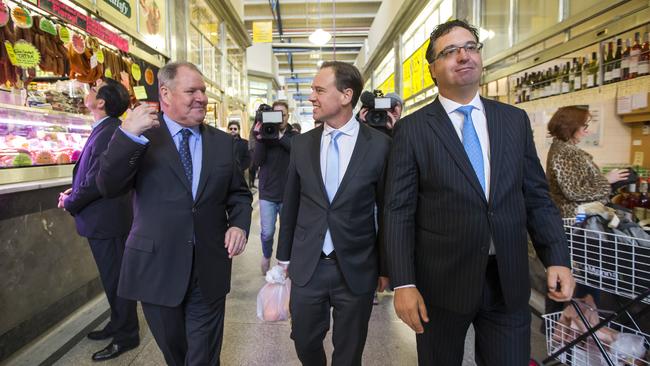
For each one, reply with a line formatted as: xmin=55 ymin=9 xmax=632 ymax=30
xmin=323 ymin=115 xmax=359 ymax=137
xmin=163 ymin=114 xmax=201 ymax=138
xmin=437 ymin=91 xmax=483 ymax=115
xmin=92 ymin=116 xmax=110 ymax=129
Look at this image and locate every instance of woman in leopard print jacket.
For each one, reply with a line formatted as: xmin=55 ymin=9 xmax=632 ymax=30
xmin=545 ymin=106 xmax=629 ymax=218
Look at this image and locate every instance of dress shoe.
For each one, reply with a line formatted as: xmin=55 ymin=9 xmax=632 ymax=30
xmin=261 ymin=257 xmax=271 ymax=275
xmin=87 ymin=329 xmax=113 ymax=341
xmin=91 ymin=342 xmax=139 ymax=361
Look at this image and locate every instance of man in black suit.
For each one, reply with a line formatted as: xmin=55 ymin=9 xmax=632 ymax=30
xmin=228 ymin=121 xmax=251 ymax=174
xmin=58 ymin=78 xmax=139 ymax=361
xmin=277 ymin=61 xmax=390 ymax=366
xmin=96 ymin=62 xmax=252 ymax=366
xmin=383 ymin=20 xmax=575 ymax=365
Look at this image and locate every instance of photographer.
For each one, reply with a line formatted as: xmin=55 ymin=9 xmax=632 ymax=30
xmin=253 ymin=101 xmax=298 ymax=274
xmin=357 ymin=90 xmax=403 ymax=135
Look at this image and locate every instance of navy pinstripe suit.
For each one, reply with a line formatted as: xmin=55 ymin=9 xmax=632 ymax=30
xmin=384 ymin=96 xmax=570 ymax=365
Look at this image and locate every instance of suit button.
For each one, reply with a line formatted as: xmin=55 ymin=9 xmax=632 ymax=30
xmin=188 ymin=240 xmax=193 ymax=245
xmin=192 ymin=207 xmax=197 ymax=213
xmin=488 ymin=211 xmax=494 ymax=217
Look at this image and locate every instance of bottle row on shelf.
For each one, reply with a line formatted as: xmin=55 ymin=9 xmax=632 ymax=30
xmin=512 ymin=31 xmax=650 ymax=104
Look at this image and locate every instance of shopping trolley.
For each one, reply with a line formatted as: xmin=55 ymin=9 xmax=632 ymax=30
xmin=541 ymin=218 xmax=650 ymax=365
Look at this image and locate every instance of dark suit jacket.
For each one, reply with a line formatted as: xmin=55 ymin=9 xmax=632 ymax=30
xmin=277 ymin=123 xmax=390 ymax=295
xmin=64 ymin=117 xmax=132 ymax=239
xmin=384 ymin=97 xmax=570 ymax=314
xmin=96 ymin=116 xmax=253 ymax=307
xmin=233 ymin=136 xmax=251 ymax=171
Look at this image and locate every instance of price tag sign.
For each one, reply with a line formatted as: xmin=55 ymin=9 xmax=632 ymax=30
xmin=4 ymin=41 xmax=17 ymax=65
xmin=59 ymin=26 xmax=71 ymax=43
xmin=133 ymin=85 xmax=148 ymax=100
xmin=96 ymin=49 xmax=104 ymax=63
xmin=131 ymin=63 xmax=141 ymax=81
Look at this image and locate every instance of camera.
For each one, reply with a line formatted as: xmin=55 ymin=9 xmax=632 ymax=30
xmin=359 ymin=90 xmax=397 ymax=127
xmin=255 ymin=104 xmax=284 ymax=140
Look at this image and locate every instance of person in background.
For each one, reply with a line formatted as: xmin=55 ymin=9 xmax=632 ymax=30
xmin=292 ymin=123 xmax=302 ymax=133
xmin=228 ymin=121 xmax=251 ymax=174
xmin=384 ymin=19 xmax=574 ymax=365
xmin=546 ymin=106 xmax=629 ymax=218
xmin=58 ymin=78 xmax=139 ymax=361
xmin=253 ymin=100 xmax=298 ymax=274
xmin=358 ymin=92 xmax=404 ymax=134
xmin=545 ymin=105 xmax=629 ymax=315
xmin=248 ymin=123 xmax=258 ymax=188
xmin=96 ymin=61 xmax=252 ymax=366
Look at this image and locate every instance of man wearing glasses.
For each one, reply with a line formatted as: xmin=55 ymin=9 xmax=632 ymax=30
xmin=383 ymin=19 xmax=575 ymax=365
xmin=253 ymin=100 xmax=298 ymax=274
xmin=228 ymin=121 xmax=251 ymax=175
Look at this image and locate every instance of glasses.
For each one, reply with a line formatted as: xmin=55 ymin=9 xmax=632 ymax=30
xmin=229 ymin=127 xmax=239 ymax=131
xmin=433 ymin=42 xmax=483 ymax=61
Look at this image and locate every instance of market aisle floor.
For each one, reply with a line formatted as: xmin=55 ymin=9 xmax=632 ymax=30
xmin=52 ymin=191 xmax=549 ymax=365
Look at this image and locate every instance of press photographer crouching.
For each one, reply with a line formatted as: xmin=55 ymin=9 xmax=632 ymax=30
xmin=356 ymin=89 xmax=403 ymax=136
xmin=253 ymin=101 xmax=298 ymax=274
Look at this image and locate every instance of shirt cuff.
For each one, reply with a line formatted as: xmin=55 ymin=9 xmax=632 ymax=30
xmin=278 ymin=260 xmax=290 ymax=266
xmin=120 ymin=127 xmax=149 ymax=144
xmin=394 ymin=284 xmax=416 ymax=289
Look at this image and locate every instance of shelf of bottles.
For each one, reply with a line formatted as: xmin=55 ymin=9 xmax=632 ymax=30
xmin=511 ymin=27 xmax=650 ymax=105
xmin=614 ymin=178 xmax=650 ymax=221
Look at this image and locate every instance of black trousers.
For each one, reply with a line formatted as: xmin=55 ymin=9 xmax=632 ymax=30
xmin=248 ymin=164 xmax=258 ymax=186
xmin=88 ymin=236 xmax=139 ymax=346
xmin=141 ymin=268 xmax=226 ymax=366
xmin=289 ymin=258 xmax=374 ymax=366
xmin=416 ymin=257 xmax=531 ymax=366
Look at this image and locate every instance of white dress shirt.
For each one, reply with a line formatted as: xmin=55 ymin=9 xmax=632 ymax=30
xmin=437 ymin=92 xmax=491 ymax=200
xmin=320 ymin=115 xmax=360 ymax=183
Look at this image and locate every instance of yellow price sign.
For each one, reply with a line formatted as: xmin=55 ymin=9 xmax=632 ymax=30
xmin=13 ymin=40 xmax=40 ymax=68
xmin=4 ymin=41 xmax=17 ymax=65
xmin=133 ymin=85 xmax=148 ymax=100
xmin=96 ymin=49 xmax=104 ymax=63
xmin=131 ymin=63 xmax=141 ymax=81
xmin=104 ymin=67 xmax=113 ymax=78
xmin=59 ymin=26 xmax=71 ymax=43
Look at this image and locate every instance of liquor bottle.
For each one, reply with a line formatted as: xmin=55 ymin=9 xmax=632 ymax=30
xmin=552 ymin=65 xmax=561 ymax=96
xmin=569 ymin=58 xmax=576 ymax=92
xmin=639 ymin=180 xmax=650 ymax=208
xmin=561 ymin=62 xmax=571 ymax=94
xmin=630 ymin=32 xmax=641 ymax=78
xmin=587 ymin=52 xmax=599 ymax=88
xmin=523 ymin=72 xmax=531 ymax=102
xmin=604 ymin=42 xmax=614 ymax=84
xmin=621 ymin=38 xmax=631 ymax=80
xmin=612 ymin=38 xmax=622 ymax=82
xmin=627 ymin=183 xmax=640 ymax=209
xmin=574 ymin=57 xmax=583 ymax=91
xmin=639 ymin=32 xmax=649 ymax=76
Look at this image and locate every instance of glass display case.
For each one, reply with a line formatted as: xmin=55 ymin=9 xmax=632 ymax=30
xmin=0 ymin=103 xmax=92 ymax=169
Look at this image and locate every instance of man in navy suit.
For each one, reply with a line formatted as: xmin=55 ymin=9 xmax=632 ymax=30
xmin=97 ymin=62 xmax=252 ymax=366
xmin=58 ymin=78 xmax=139 ymax=361
xmin=384 ymin=20 xmax=575 ymax=365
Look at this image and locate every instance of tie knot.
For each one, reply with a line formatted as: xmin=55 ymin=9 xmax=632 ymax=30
xmin=180 ymin=128 xmax=192 ymax=140
xmin=456 ymin=105 xmax=475 ymax=119
xmin=330 ymin=130 xmax=343 ymax=142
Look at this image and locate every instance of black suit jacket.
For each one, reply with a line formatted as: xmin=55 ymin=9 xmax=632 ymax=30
xmin=384 ymin=97 xmax=570 ymax=314
xmin=233 ymin=136 xmax=251 ymax=171
xmin=64 ymin=117 xmax=132 ymax=239
xmin=277 ymin=123 xmax=390 ymax=295
xmin=96 ymin=116 xmax=253 ymax=307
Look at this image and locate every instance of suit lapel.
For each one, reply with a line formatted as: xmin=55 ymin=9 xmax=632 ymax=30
xmin=331 ymin=124 xmax=371 ymax=206
xmin=194 ymin=124 xmax=213 ymax=203
xmin=483 ymin=98 xmax=503 ymax=206
xmin=73 ymin=118 xmax=111 ymax=185
xmin=425 ymin=98 xmax=486 ymax=204
xmin=309 ymin=127 xmax=330 ymax=204
xmin=156 ymin=115 xmax=193 ymax=195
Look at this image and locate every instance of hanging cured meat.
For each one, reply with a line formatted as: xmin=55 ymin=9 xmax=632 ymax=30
xmin=68 ymin=36 xmax=103 ymax=83
xmin=0 ymin=16 xmax=21 ymax=86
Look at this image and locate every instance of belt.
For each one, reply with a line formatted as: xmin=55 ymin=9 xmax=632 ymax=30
xmin=320 ymin=251 xmax=337 ymax=260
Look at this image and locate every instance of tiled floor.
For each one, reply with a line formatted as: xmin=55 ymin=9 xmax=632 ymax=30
xmin=52 ymin=194 xmax=550 ymax=365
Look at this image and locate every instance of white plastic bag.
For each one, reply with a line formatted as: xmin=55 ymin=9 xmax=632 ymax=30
xmin=610 ymin=333 xmax=645 ymax=365
xmin=256 ymin=265 xmax=291 ymax=321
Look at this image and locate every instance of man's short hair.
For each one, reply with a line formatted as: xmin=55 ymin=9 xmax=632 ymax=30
xmin=272 ymin=100 xmax=289 ymax=111
xmin=425 ymin=19 xmax=479 ymax=64
xmin=320 ymin=61 xmax=364 ymax=108
xmin=228 ymin=121 xmax=241 ymax=129
xmin=158 ymin=61 xmax=203 ymax=89
xmin=96 ymin=78 xmax=130 ymax=118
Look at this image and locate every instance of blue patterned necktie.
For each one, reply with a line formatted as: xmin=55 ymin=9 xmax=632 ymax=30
xmin=323 ymin=130 xmax=342 ymax=255
xmin=179 ymin=128 xmax=193 ymax=184
xmin=456 ymin=105 xmax=485 ymax=193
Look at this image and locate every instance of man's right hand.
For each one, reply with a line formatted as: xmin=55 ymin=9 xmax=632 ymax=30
xmin=121 ymin=104 xmax=159 ymax=136
xmin=394 ymin=287 xmax=429 ymax=334
xmin=253 ymin=121 xmax=262 ymax=140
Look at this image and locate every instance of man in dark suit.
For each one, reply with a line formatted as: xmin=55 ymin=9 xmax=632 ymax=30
xmin=277 ymin=61 xmax=390 ymax=366
xmin=96 ymin=62 xmax=252 ymax=366
xmin=228 ymin=120 xmax=251 ymax=174
xmin=383 ymin=20 xmax=575 ymax=365
xmin=58 ymin=78 xmax=139 ymax=361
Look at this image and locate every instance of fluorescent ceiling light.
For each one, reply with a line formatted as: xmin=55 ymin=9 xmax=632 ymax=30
xmin=309 ymin=29 xmax=331 ymax=46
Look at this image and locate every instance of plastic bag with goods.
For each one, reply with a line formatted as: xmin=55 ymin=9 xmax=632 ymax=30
xmin=256 ymin=265 xmax=291 ymax=322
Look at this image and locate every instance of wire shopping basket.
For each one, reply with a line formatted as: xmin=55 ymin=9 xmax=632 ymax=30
xmin=563 ymin=218 xmax=650 ymax=303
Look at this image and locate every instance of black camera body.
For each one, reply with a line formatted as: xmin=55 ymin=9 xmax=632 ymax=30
xmin=255 ymin=104 xmax=284 ymax=140
xmin=359 ymin=90 xmax=397 ymax=127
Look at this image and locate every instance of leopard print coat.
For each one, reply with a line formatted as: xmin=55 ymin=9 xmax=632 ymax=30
xmin=546 ymin=138 xmax=611 ymax=218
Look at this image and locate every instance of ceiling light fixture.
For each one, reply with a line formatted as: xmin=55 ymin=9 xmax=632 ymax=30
xmin=309 ymin=28 xmax=331 ymax=46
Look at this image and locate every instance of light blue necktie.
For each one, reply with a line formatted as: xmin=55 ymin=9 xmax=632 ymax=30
xmin=456 ymin=105 xmax=485 ymax=193
xmin=323 ymin=130 xmax=342 ymax=254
